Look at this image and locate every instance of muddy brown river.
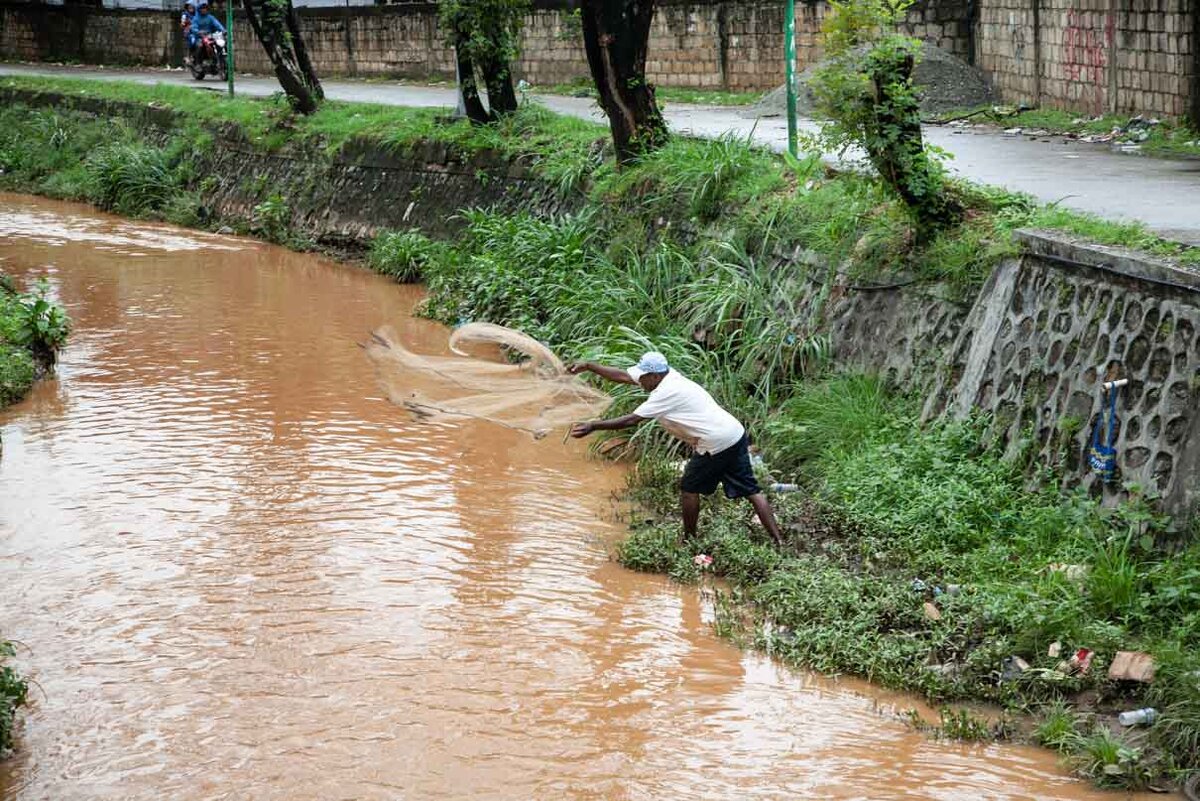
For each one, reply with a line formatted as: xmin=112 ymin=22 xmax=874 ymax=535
xmin=0 ymin=194 xmax=1160 ymax=800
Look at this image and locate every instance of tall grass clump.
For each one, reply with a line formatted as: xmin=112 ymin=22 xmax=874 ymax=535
xmin=85 ymin=141 xmax=181 ymax=216
xmin=369 ymin=229 xmax=446 ymax=283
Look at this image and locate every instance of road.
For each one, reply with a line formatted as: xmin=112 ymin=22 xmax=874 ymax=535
xmin=3 ymin=62 xmax=1199 ymax=245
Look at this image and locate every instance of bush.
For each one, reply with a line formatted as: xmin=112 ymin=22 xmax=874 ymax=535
xmin=809 ymin=1 xmax=961 ymax=231
xmin=86 ymin=141 xmax=180 ymax=216
xmin=0 ymin=279 xmax=71 ymax=366
xmin=0 ymin=343 xmax=36 ymax=407
xmin=369 ymin=229 xmax=444 ymax=283
xmin=0 ymin=641 xmax=27 ymax=756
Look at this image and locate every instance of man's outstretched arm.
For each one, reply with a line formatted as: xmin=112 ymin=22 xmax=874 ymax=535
xmin=568 ymin=361 xmax=637 ymax=385
xmin=570 ymin=414 xmax=645 ymax=438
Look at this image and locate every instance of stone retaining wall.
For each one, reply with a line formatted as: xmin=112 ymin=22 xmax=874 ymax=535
xmin=926 ymin=233 xmax=1200 ymax=513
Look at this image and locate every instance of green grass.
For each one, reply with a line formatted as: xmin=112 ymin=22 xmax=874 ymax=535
xmin=2 ymin=74 xmax=1197 ymax=282
xmin=0 ymin=641 xmax=28 ymax=756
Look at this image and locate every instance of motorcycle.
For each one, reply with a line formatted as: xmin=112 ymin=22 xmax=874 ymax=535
xmin=190 ymin=30 xmax=228 ymax=81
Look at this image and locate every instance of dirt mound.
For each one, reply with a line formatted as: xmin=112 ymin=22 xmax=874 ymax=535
xmin=744 ymin=42 xmax=996 ymax=119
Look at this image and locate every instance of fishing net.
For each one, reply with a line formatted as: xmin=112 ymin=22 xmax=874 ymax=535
xmin=364 ymin=322 xmax=612 ymax=439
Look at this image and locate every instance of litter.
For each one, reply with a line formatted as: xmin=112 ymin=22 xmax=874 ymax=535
xmin=1108 ymin=651 xmax=1155 ymax=683
xmin=1056 ymin=647 xmax=1094 ymax=676
xmin=1118 ymin=707 xmax=1158 ymax=727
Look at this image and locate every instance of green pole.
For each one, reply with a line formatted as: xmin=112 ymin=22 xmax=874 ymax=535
xmin=226 ymin=0 xmax=235 ymax=98
xmin=784 ymin=0 xmax=798 ymax=158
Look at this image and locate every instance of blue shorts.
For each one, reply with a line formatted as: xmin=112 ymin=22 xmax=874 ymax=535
xmin=680 ymin=433 xmax=761 ymax=499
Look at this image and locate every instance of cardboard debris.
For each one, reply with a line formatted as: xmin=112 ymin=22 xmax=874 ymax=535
xmin=923 ymin=601 xmax=942 ymax=621
xmin=1048 ymin=641 xmax=1062 ymax=659
xmin=1108 ymin=651 xmax=1155 ymax=683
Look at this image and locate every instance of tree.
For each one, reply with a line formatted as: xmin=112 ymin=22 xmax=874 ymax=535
xmin=242 ymin=0 xmax=324 ymax=115
xmin=578 ymin=0 xmax=668 ymax=164
xmin=440 ymin=0 xmax=528 ymax=124
xmin=810 ymin=0 xmax=960 ymax=233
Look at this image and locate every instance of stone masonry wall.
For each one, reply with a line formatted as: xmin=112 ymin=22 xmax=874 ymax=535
xmin=0 ymin=0 xmax=971 ymax=93
xmin=977 ymin=0 xmax=1196 ymax=118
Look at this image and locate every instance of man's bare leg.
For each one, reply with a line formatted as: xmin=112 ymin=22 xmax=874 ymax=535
xmin=681 ymin=491 xmax=701 ymax=541
xmin=748 ymin=493 xmax=784 ymax=546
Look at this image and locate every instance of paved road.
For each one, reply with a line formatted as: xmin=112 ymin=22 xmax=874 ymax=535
xmin=3 ymin=62 xmax=1199 ymax=244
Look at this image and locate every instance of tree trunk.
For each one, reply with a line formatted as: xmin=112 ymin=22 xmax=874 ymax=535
xmin=286 ymin=1 xmax=323 ymax=101
xmin=579 ymin=0 xmax=668 ymax=165
xmin=454 ymin=28 xmax=492 ymax=125
xmin=242 ymin=0 xmax=323 ymax=114
xmin=480 ymin=47 xmax=518 ymax=116
xmin=866 ymin=51 xmax=961 ymax=233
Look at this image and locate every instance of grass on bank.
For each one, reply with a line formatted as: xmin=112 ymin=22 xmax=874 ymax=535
xmin=406 ymin=206 xmax=1200 ymax=789
xmin=2 ymin=73 xmax=1198 ymax=284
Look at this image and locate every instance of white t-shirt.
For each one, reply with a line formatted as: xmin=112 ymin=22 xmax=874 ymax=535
xmin=632 ymin=369 xmax=745 ymax=455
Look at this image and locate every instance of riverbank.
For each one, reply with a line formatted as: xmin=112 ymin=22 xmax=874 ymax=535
xmin=0 ymin=268 xmax=67 ymax=757
xmin=1 ymin=74 xmax=1198 ymax=790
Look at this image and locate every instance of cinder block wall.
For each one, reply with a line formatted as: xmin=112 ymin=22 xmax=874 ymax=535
xmin=0 ymin=0 xmax=971 ymax=93
xmin=1 ymin=0 xmax=1193 ymax=119
xmin=977 ymin=0 xmax=1195 ymax=118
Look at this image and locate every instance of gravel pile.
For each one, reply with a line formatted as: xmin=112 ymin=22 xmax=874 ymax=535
xmin=743 ymin=42 xmax=997 ymax=119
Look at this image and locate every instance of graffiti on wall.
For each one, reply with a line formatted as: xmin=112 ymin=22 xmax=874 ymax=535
xmin=1061 ymin=7 xmax=1112 ymax=113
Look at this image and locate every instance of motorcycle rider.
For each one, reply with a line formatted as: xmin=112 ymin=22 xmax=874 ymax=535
xmin=189 ymin=1 xmax=225 ymax=65
xmin=180 ymin=1 xmax=196 ymax=66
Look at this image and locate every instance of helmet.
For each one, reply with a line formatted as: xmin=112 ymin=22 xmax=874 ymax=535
xmin=197 ymin=1 xmax=208 ymax=8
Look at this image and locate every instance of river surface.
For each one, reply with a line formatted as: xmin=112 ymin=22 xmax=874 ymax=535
xmin=0 ymin=194 xmax=1159 ymax=800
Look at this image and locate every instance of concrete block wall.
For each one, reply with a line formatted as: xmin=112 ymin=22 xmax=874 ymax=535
xmin=0 ymin=0 xmax=972 ymax=93
xmin=978 ymin=0 xmax=1195 ymax=118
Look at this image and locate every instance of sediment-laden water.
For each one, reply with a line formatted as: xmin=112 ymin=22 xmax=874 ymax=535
xmin=0 ymin=194 xmax=1159 ymax=800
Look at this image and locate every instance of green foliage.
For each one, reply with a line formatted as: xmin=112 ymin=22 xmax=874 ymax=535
xmin=764 ymin=373 xmax=892 ymax=476
xmin=1034 ymin=700 xmax=1080 ymax=751
xmin=0 ymin=343 xmax=36 ymax=407
xmin=250 ymin=193 xmax=301 ymax=246
xmin=811 ymin=1 xmax=960 ymax=231
xmin=0 ymin=640 xmax=28 ymax=756
xmin=0 ymin=278 xmax=71 ymax=367
xmin=369 ymin=229 xmax=444 ymax=283
xmin=85 ymin=141 xmax=180 ymax=216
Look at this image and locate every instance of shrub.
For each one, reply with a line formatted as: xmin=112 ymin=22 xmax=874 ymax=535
xmin=0 ymin=343 xmax=36 ymax=406
xmin=0 ymin=279 xmax=71 ymax=366
xmin=809 ymin=0 xmax=961 ymax=232
xmin=0 ymin=640 xmax=27 ymax=756
xmin=369 ymin=229 xmax=444 ymax=283
xmin=86 ymin=141 xmax=180 ymax=216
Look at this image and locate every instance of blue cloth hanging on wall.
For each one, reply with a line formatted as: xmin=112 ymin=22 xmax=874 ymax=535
xmin=1087 ymin=386 xmax=1120 ymax=482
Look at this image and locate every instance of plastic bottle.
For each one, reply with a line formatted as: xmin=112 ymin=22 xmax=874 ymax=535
xmin=770 ymin=483 xmax=799 ymax=493
xmin=1118 ymin=708 xmax=1158 ymax=727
